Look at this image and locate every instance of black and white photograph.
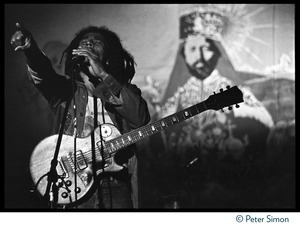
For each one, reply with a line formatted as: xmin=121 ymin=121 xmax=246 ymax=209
xmin=4 ymin=4 xmax=295 ymax=215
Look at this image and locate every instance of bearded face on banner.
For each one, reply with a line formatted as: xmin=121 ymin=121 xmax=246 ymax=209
xmin=143 ymin=4 xmax=274 ymax=173
xmin=183 ymin=36 xmax=221 ymax=81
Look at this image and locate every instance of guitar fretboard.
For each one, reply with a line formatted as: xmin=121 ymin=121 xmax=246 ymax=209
xmin=101 ymin=101 xmax=208 ymax=155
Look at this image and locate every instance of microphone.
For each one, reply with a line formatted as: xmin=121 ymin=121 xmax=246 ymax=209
xmin=72 ymin=55 xmax=87 ymax=66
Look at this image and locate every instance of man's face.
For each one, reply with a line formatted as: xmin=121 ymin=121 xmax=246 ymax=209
xmin=183 ymin=36 xmax=220 ymax=80
xmin=76 ymin=32 xmax=107 ymax=90
xmin=78 ymin=32 xmax=106 ymax=62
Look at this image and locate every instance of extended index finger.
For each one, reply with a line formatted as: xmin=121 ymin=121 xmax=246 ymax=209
xmin=15 ymin=22 xmax=28 ymax=32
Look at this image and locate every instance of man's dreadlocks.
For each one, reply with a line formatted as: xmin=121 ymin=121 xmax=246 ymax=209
xmin=61 ymin=26 xmax=136 ymax=84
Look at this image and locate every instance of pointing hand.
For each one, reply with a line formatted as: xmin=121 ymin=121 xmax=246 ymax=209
xmin=10 ymin=22 xmax=32 ymax=51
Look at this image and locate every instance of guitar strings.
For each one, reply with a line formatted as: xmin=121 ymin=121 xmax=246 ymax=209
xmin=70 ymin=108 xmax=194 ymax=166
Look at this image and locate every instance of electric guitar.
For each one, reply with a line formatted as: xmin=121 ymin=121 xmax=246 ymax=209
xmin=30 ymin=85 xmax=243 ymax=206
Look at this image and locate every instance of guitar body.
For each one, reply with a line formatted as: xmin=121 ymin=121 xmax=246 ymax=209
xmin=30 ymin=123 xmax=123 ymax=206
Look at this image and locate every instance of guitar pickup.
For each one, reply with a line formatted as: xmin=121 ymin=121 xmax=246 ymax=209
xmin=68 ymin=150 xmax=88 ymax=172
xmin=76 ymin=150 xmax=88 ymax=170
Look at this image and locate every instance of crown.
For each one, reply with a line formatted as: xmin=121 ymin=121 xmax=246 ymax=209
xmin=180 ymin=6 xmax=225 ymax=41
xmin=179 ymin=4 xmax=252 ymax=43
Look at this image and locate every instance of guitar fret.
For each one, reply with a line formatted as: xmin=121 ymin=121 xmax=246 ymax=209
xmin=115 ymin=139 xmax=121 ymax=147
xmin=118 ymin=140 xmax=124 ymax=148
xmin=146 ymin=128 xmax=152 ymax=136
xmin=142 ymin=128 xmax=151 ymax=136
xmin=138 ymin=131 xmax=143 ymax=137
xmin=184 ymin=110 xmax=191 ymax=118
xmin=151 ymin=125 xmax=156 ymax=131
xmin=112 ymin=140 xmax=122 ymax=150
xmin=127 ymin=137 xmax=131 ymax=144
xmin=142 ymin=129 xmax=149 ymax=136
xmin=165 ymin=117 xmax=173 ymax=126
xmin=171 ymin=115 xmax=178 ymax=122
xmin=110 ymin=142 xmax=115 ymax=150
xmin=155 ymin=122 xmax=163 ymax=131
xmin=147 ymin=128 xmax=154 ymax=135
xmin=150 ymin=129 xmax=155 ymax=134
xmin=119 ymin=139 xmax=126 ymax=147
xmin=127 ymin=135 xmax=132 ymax=142
xmin=189 ymin=106 xmax=198 ymax=116
xmin=134 ymin=134 xmax=140 ymax=142
xmin=176 ymin=113 xmax=185 ymax=121
xmin=123 ymin=136 xmax=130 ymax=144
xmin=195 ymin=103 xmax=205 ymax=114
xmin=120 ymin=137 xmax=126 ymax=145
xmin=132 ymin=132 xmax=139 ymax=142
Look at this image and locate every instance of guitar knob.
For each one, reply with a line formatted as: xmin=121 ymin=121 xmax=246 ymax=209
xmin=228 ymin=106 xmax=232 ymax=110
xmin=235 ymin=104 xmax=240 ymax=108
xmin=57 ymin=181 xmax=63 ymax=188
xmin=76 ymin=187 xmax=81 ymax=193
xmin=66 ymin=180 xmax=72 ymax=186
xmin=226 ymin=85 xmax=231 ymax=89
xmin=61 ymin=192 xmax=69 ymax=198
xmin=220 ymin=88 xmax=224 ymax=92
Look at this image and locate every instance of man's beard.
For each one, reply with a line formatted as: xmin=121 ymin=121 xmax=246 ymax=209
xmin=186 ymin=53 xmax=220 ymax=80
xmin=187 ymin=64 xmax=214 ymax=80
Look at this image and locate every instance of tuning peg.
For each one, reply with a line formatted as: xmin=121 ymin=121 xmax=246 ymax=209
xmin=220 ymin=88 xmax=224 ymax=92
xmin=235 ymin=104 xmax=240 ymax=108
xmin=228 ymin=106 xmax=232 ymax=110
xmin=221 ymin=108 xmax=224 ymax=112
xmin=213 ymin=92 xmax=216 ymax=95
xmin=226 ymin=85 xmax=231 ymax=89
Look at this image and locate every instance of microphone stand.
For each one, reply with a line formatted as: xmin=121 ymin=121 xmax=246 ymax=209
xmin=91 ymin=96 xmax=105 ymax=208
xmin=43 ymin=91 xmax=71 ymax=208
xmin=70 ymin=59 xmax=82 ymax=208
xmin=43 ymin=57 xmax=81 ymax=208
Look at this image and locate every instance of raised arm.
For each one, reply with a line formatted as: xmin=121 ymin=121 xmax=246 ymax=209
xmin=10 ymin=22 xmax=72 ymax=102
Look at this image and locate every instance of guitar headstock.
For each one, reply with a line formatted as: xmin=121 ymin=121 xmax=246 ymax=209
xmin=205 ymin=85 xmax=244 ymax=111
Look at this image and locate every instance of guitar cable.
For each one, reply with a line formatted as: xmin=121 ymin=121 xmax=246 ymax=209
xmin=70 ymin=62 xmax=80 ymax=208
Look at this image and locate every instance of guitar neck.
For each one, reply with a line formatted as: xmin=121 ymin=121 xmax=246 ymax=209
xmin=104 ymin=101 xmax=208 ymax=154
